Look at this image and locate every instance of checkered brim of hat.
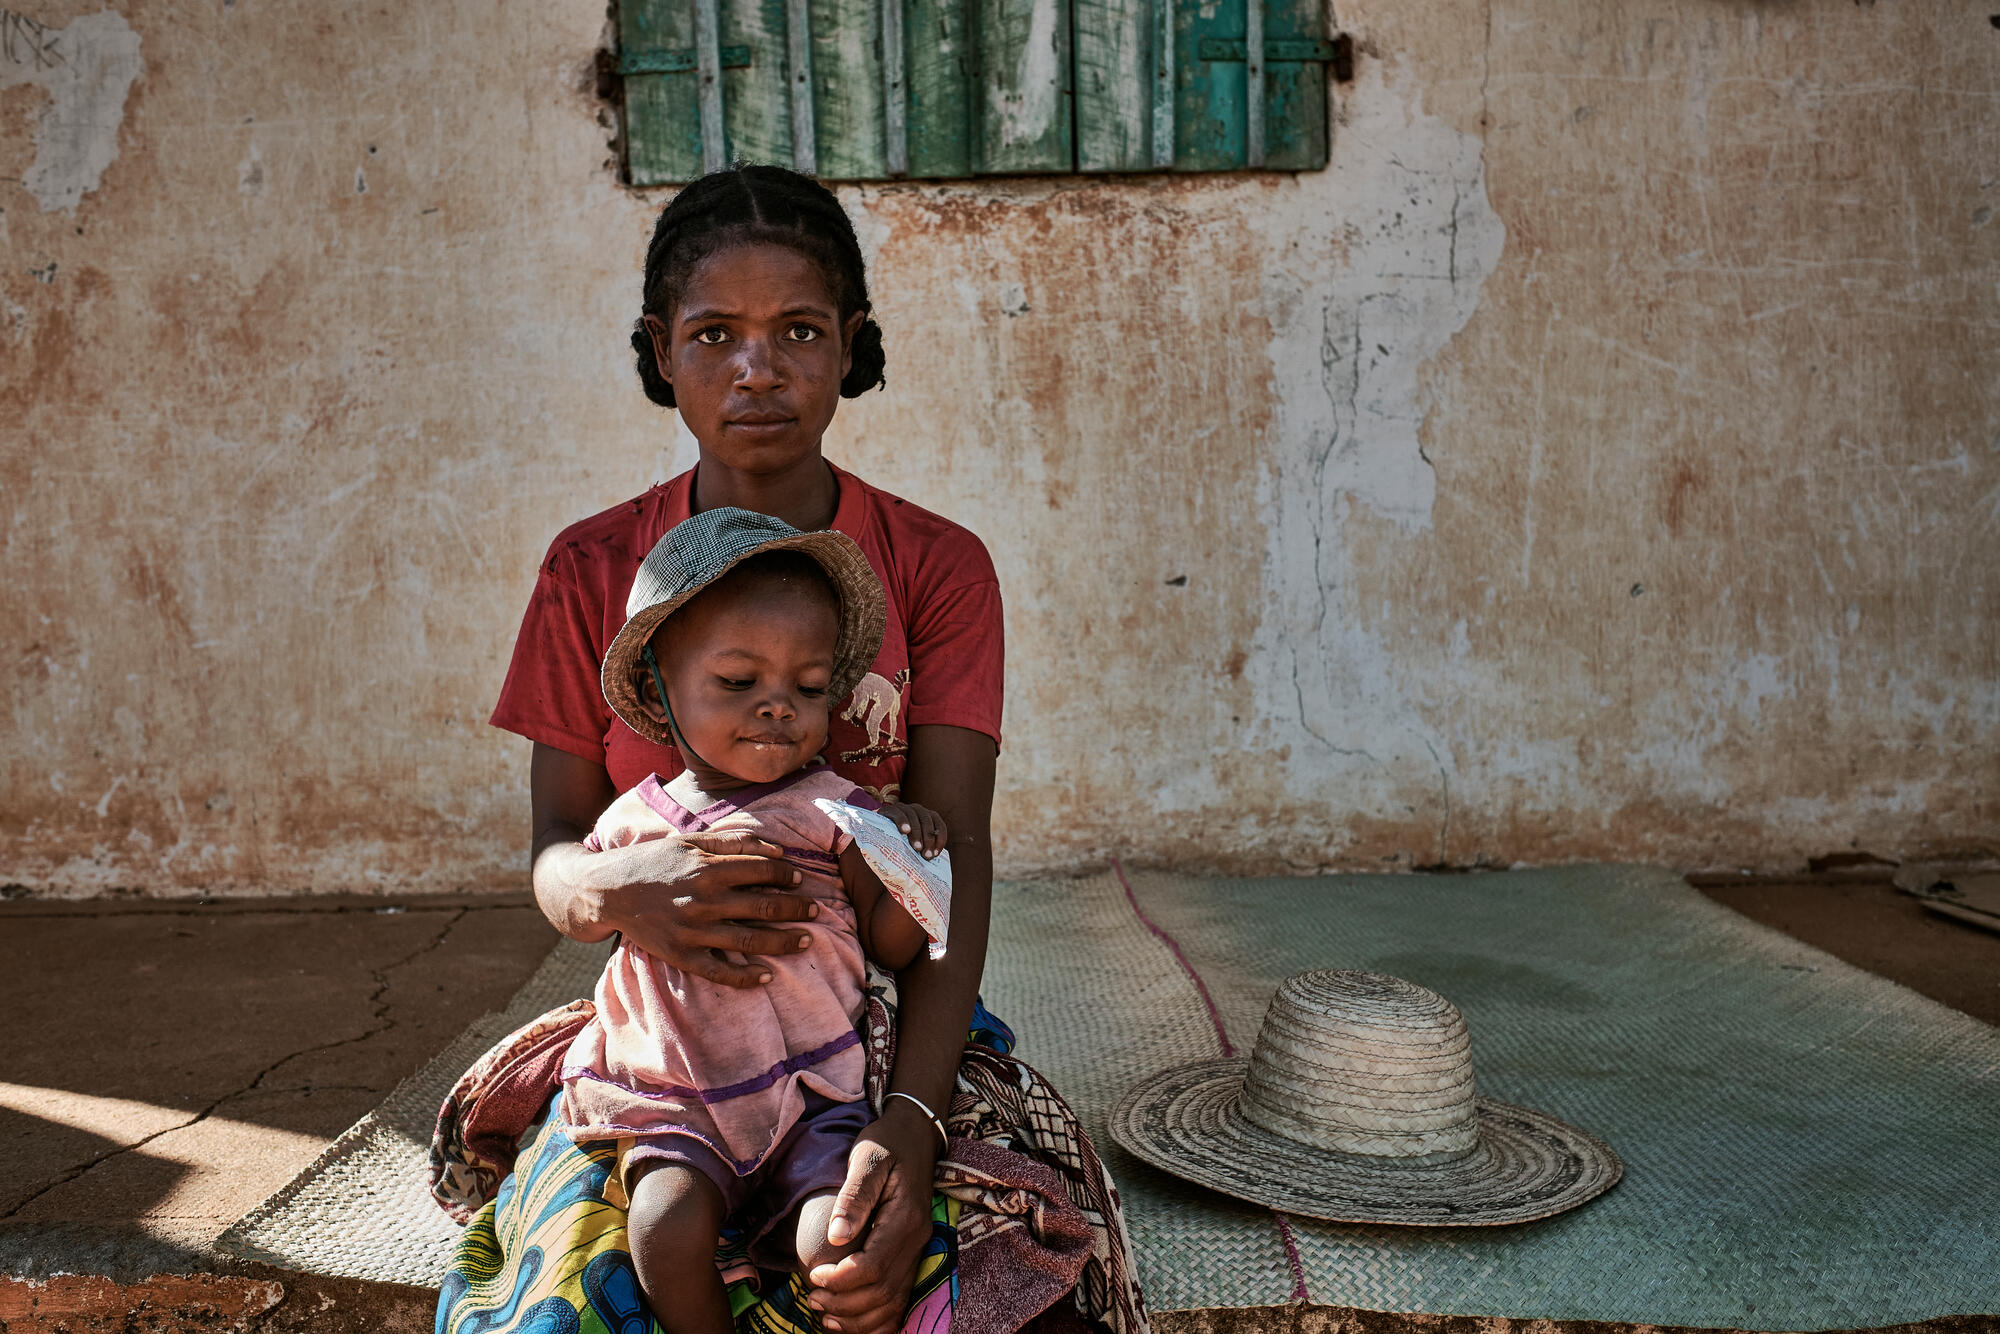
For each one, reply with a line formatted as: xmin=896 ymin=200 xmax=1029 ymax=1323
xmin=601 ymin=507 xmax=887 ymax=747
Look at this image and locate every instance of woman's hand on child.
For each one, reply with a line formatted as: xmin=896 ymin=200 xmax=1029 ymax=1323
xmin=805 ymin=1102 xmax=941 ymax=1332
xmin=593 ymin=830 xmax=819 ymax=988
xmin=875 ymin=801 xmax=947 ymax=860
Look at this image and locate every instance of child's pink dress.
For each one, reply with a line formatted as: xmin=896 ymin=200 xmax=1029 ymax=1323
xmin=560 ymin=766 xmax=881 ymax=1200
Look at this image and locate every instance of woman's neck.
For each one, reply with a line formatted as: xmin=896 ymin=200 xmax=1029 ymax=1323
xmin=690 ymin=454 xmax=840 ymax=532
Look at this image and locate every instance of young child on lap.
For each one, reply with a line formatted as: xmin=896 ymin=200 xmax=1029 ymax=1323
xmin=559 ymin=507 xmax=951 ymax=1332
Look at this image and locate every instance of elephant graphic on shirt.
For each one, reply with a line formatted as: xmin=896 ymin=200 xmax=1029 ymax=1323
xmin=839 ymin=669 xmax=910 ymax=766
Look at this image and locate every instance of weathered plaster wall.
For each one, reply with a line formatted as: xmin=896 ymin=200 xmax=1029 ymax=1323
xmin=3 ymin=0 xmax=1995 ymax=894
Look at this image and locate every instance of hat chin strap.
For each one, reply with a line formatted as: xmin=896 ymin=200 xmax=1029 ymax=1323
xmin=641 ymin=642 xmax=714 ymax=775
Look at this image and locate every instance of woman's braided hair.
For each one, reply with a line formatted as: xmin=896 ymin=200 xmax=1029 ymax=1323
xmin=633 ymin=163 xmax=886 ymax=408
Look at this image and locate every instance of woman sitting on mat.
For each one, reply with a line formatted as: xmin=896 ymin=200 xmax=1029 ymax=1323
xmin=436 ymin=165 xmax=1140 ymax=1334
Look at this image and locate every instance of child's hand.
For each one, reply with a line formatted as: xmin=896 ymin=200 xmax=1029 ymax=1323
xmin=875 ymin=801 xmax=947 ymax=859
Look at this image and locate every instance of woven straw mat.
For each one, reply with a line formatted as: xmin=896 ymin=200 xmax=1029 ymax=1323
xmin=220 ymin=866 xmax=2000 ymax=1328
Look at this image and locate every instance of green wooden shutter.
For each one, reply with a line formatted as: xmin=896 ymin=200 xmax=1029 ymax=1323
xmin=722 ymin=0 xmax=798 ymax=166
xmin=619 ymin=0 xmax=1332 ymax=184
xmin=1070 ymin=0 xmax=1335 ymax=173
xmin=808 ymin=0 xmax=889 ymax=178
xmin=620 ymin=0 xmax=702 ymax=185
xmin=905 ymin=0 xmax=976 ymax=177
xmin=975 ymin=0 xmax=1071 ymax=173
xmin=1158 ymin=0 xmax=1331 ymax=170
xmin=1073 ymin=0 xmax=1152 ymax=170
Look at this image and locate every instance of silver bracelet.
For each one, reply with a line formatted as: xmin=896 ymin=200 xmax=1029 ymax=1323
xmin=885 ymin=1091 xmax=949 ymax=1150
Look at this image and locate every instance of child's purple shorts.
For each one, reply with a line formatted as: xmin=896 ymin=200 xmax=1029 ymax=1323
xmin=619 ymin=1090 xmax=871 ymax=1268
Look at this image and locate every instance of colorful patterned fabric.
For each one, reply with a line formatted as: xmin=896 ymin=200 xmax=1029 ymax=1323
xmin=430 ymin=999 xmax=594 ymax=1226
xmin=434 ymin=976 xmax=1147 ymax=1334
xmin=943 ymin=1052 xmax=1142 ymax=1334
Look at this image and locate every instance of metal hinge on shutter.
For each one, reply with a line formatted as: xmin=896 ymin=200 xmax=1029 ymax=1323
xmin=618 ymin=44 xmax=753 ymax=73
xmin=1195 ymin=37 xmax=1343 ymax=64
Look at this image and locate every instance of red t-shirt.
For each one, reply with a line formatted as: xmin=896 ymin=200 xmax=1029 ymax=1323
xmin=491 ymin=463 xmax=1003 ymax=801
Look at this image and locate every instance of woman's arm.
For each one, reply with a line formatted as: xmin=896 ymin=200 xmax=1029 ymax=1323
xmin=810 ymin=725 xmax=996 ymax=1331
xmin=529 ymin=744 xmax=821 ymax=985
xmin=529 ymin=744 xmax=621 ymax=943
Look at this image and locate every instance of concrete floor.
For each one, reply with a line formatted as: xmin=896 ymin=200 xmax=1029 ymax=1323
xmin=4 ymin=1275 xmax=1998 ymax=1334
xmin=1694 ymin=876 xmax=2000 ymax=1026
xmin=0 ymin=878 xmax=1993 ymax=1332
xmin=0 ymin=894 xmax=555 ymax=1277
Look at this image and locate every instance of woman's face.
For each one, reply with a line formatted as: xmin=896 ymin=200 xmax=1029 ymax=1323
xmin=647 ymin=243 xmax=866 ymax=477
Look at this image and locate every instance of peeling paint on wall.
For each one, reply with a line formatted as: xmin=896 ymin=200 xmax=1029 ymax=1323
xmin=1241 ymin=64 xmax=1507 ymax=862
xmin=1266 ymin=73 xmax=1505 ymax=536
xmin=0 ymin=8 xmax=141 ymax=213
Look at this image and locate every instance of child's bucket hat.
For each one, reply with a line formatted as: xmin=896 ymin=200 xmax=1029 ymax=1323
xmin=1110 ymin=970 xmax=1622 ymax=1226
xmin=602 ymin=507 xmax=886 ymax=747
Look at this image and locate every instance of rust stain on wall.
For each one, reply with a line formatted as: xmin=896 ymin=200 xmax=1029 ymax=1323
xmin=1659 ymin=458 xmax=1705 ymax=537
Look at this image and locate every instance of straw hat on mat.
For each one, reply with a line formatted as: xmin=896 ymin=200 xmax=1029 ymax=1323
xmin=1109 ymin=970 xmax=1622 ymax=1225
xmin=602 ymin=507 xmax=886 ymax=747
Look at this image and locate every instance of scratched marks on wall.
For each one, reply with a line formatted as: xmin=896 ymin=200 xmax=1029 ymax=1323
xmin=2 ymin=9 xmax=65 ymax=70
xmin=0 ymin=8 xmax=141 ymax=213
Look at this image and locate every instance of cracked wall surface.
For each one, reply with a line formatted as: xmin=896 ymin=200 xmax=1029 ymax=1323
xmin=1 ymin=0 xmax=1995 ymax=893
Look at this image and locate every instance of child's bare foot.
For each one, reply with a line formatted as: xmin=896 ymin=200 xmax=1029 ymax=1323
xmin=628 ymin=1163 xmax=733 ymax=1334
